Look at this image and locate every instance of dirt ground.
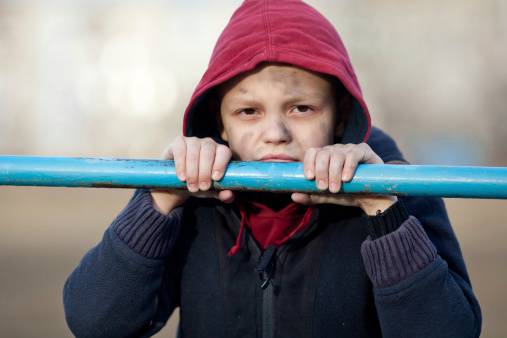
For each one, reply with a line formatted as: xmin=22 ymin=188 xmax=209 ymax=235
xmin=0 ymin=186 xmax=505 ymax=337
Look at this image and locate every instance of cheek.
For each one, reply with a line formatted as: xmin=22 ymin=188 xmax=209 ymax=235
xmin=239 ymin=131 xmax=253 ymax=145
xmin=292 ymin=120 xmax=334 ymax=150
xmin=319 ymin=121 xmax=335 ymax=143
xmin=228 ymin=130 xmax=255 ymax=160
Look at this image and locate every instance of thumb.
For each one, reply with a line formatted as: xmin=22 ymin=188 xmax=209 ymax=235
xmin=188 ymin=189 xmax=235 ymax=204
xmin=291 ymin=192 xmax=359 ymax=207
xmin=217 ymin=190 xmax=235 ymax=203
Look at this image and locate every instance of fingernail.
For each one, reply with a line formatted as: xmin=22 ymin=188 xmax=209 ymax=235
xmin=330 ymin=182 xmax=339 ymax=193
xmin=188 ymin=183 xmax=198 ymax=192
xmin=212 ymin=170 xmax=221 ymax=180
xmin=199 ymin=181 xmax=210 ymax=190
xmin=306 ymin=170 xmax=313 ymax=179
xmin=178 ymin=172 xmax=186 ymax=181
xmin=318 ymin=180 xmax=327 ymax=190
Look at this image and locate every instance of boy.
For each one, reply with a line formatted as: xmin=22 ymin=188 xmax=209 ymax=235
xmin=63 ymin=1 xmax=481 ymax=337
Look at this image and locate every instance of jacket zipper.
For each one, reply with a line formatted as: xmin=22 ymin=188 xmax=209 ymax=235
xmin=222 ymin=205 xmax=319 ymax=338
xmin=257 ymin=245 xmax=277 ymax=338
xmin=262 ymin=280 xmax=274 ymax=338
xmin=226 ymin=209 xmax=275 ymax=338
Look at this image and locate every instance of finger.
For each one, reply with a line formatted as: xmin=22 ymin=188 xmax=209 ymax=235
xmin=212 ymin=145 xmax=232 ymax=180
xmin=319 ymin=194 xmax=358 ymax=207
xmin=171 ymin=136 xmax=187 ymax=181
xmin=291 ymin=192 xmax=312 ymax=205
xmin=198 ymin=138 xmax=216 ymax=191
xmin=292 ymin=192 xmax=359 ymax=207
xmin=190 ymin=190 xmax=218 ymax=199
xmin=161 ymin=144 xmax=174 ymax=160
xmin=315 ymin=149 xmax=331 ymax=190
xmin=342 ymin=150 xmax=362 ymax=182
xmin=303 ymin=148 xmax=318 ymax=179
xmin=291 ymin=193 xmax=335 ymax=205
xmin=185 ymin=137 xmax=200 ymax=192
xmin=189 ymin=189 xmax=235 ymax=203
xmin=217 ymin=190 xmax=235 ymax=203
xmin=359 ymin=142 xmax=382 ymax=164
xmin=329 ymin=153 xmax=345 ymax=193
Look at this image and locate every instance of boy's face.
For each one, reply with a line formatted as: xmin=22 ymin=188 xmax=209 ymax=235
xmin=219 ymin=63 xmax=337 ymax=161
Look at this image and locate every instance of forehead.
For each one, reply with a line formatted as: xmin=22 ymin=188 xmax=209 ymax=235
xmin=219 ymin=63 xmax=334 ymax=99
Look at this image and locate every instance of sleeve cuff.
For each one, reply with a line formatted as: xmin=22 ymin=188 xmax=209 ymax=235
xmin=361 ymin=216 xmax=438 ymax=288
xmin=365 ymin=199 xmax=410 ymax=239
xmin=111 ymin=189 xmax=183 ymax=259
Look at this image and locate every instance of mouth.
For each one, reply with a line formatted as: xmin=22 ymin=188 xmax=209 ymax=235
xmin=259 ymin=154 xmax=298 ymax=162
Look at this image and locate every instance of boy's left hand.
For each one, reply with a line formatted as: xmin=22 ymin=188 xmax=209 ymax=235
xmin=291 ymin=143 xmax=398 ymax=216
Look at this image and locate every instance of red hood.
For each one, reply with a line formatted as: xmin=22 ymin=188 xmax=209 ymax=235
xmin=183 ymin=0 xmax=371 ymax=144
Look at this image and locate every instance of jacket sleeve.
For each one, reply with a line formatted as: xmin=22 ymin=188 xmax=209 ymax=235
xmin=364 ymin=126 xmax=482 ymax=338
xmin=63 ymin=189 xmax=183 ymax=338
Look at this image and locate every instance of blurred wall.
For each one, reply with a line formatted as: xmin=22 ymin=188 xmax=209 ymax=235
xmin=1 ymin=1 xmax=506 ymax=337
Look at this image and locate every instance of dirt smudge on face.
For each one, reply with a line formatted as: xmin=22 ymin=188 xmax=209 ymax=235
xmin=239 ymin=131 xmax=253 ymax=145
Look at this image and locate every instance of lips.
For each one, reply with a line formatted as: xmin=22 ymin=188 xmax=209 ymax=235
xmin=259 ymin=154 xmax=298 ymax=162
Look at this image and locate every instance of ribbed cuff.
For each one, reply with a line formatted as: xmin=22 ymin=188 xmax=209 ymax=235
xmin=361 ymin=216 xmax=438 ymax=288
xmin=111 ymin=189 xmax=183 ymax=259
xmin=366 ymin=199 xmax=409 ymax=239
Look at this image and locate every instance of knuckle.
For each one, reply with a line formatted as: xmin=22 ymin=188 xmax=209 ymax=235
xmin=171 ymin=138 xmax=183 ymax=150
xmin=186 ymin=136 xmax=199 ymax=145
xmin=316 ymin=149 xmax=331 ymax=160
xmin=329 ymin=158 xmax=342 ymax=170
xmin=202 ymin=137 xmax=216 ymax=148
xmin=345 ymin=150 xmax=357 ymax=159
xmin=344 ymin=146 xmax=356 ymax=154
xmin=217 ymin=144 xmax=232 ymax=156
xmin=360 ymin=142 xmax=370 ymax=149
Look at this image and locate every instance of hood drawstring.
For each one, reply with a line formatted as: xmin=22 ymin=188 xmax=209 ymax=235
xmin=227 ymin=207 xmax=248 ymax=257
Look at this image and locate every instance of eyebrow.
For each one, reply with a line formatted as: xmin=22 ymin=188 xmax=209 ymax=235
xmin=225 ymin=91 xmax=328 ymax=106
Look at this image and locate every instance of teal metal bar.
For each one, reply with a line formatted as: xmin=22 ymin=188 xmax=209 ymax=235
xmin=1 ymin=155 xmax=507 ymax=199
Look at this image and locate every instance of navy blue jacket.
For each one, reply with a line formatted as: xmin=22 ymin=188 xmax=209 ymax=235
xmin=63 ymin=127 xmax=481 ymax=338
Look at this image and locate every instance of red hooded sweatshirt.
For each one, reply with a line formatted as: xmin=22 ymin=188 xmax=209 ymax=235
xmin=181 ymin=0 xmax=373 ymax=254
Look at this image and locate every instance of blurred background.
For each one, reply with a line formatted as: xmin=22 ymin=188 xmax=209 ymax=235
xmin=0 ymin=0 xmax=506 ymax=337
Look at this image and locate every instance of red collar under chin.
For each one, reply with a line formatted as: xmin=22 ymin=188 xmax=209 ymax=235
xmin=228 ymin=197 xmax=314 ymax=256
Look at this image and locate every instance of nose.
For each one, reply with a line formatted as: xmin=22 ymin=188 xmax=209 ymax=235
xmin=262 ymin=115 xmax=292 ymax=145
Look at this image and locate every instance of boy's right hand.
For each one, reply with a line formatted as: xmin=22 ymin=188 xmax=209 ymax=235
xmin=150 ymin=136 xmax=235 ymax=215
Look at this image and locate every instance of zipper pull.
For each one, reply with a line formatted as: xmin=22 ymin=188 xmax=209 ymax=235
xmin=256 ymin=245 xmax=277 ymax=289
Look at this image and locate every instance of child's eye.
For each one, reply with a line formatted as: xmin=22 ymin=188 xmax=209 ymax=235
xmin=237 ymin=108 xmax=259 ymax=118
xmin=240 ymin=108 xmax=256 ymax=115
xmin=291 ymin=105 xmax=313 ymax=115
